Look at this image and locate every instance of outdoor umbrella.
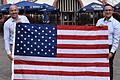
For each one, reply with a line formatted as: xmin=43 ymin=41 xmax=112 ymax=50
xmin=78 ymin=2 xmax=104 ymax=25
xmin=79 ymin=2 xmax=104 ymax=12
xmin=15 ymin=1 xmax=43 ymax=13
xmin=0 ymin=4 xmax=11 ymax=14
xmin=114 ymin=2 xmax=120 ymax=10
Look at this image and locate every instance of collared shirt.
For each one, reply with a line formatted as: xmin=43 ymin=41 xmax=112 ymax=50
xmin=4 ymin=15 xmax=30 ymax=54
xmin=96 ymin=16 xmax=120 ymax=53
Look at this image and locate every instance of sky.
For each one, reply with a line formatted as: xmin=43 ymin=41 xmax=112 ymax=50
xmin=6 ymin=0 xmax=120 ymax=6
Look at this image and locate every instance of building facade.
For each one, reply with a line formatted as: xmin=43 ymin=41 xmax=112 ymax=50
xmin=54 ymin=0 xmax=83 ymax=25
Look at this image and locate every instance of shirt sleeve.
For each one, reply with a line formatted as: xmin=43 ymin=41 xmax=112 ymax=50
xmin=96 ymin=19 xmax=101 ymax=26
xmin=4 ymin=22 xmax=11 ymax=54
xmin=110 ymin=22 xmax=120 ymax=53
xmin=21 ymin=16 xmax=30 ymax=23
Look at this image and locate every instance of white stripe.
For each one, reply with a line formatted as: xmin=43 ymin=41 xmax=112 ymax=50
xmin=14 ymin=56 xmax=109 ymax=63
xmin=58 ymin=40 xmax=109 ymax=44
xmin=14 ymin=65 xmax=109 ymax=72
xmin=57 ymin=49 xmax=109 ymax=54
xmin=58 ymin=30 xmax=108 ymax=36
xmin=14 ymin=74 xmax=110 ymax=80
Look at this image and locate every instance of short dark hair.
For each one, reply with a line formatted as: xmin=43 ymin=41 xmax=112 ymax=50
xmin=104 ymin=4 xmax=113 ymax=10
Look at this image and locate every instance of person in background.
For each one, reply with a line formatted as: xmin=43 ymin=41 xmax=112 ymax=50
xmin=3 ymin=4 xmax=30 ymax=61
xmin=96 ymin=4 xmax=120 ymax=80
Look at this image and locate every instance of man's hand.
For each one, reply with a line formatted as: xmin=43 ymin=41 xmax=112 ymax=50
xmin=107 ymin=52 xmax=113 ymax=59
xmin=7 ymin=53 xmax=13 ymax=61
xmin=16 ymin=18 xmax=21 ymax=24
xmin=98 ymin=24 xmax=107 ymax=27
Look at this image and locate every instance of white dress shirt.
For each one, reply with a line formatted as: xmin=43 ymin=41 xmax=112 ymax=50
xmin=96 ymin=16 xmax=120 ymax=53
xmin=4 ymin=15 xmax=30 ymax=54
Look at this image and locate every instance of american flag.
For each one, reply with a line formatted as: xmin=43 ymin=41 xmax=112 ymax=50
xmin=13 ymin=23 xmax=110 ymax=80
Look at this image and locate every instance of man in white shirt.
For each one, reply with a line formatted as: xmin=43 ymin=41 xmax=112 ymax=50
xmin=4 ymin=4 xmax=30 ymax=61
xmin=96 ymin=4 xmax=120 ymax=80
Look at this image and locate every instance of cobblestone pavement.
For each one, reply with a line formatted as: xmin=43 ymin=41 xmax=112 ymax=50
xmin=0 ymin=34 xmax=120 ymax=80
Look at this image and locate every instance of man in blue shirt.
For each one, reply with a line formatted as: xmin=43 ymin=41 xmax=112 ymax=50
xmin=4 ymin=4 xmax=30 ymax=61
xmin=96 ymin=4 xmax=120 ymax=80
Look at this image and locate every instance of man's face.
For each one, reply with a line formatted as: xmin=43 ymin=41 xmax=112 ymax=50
xmin=104 ymin=6 xmax=113 ymax=18
xmin=9 ymin=5 xmax=19 ymax=19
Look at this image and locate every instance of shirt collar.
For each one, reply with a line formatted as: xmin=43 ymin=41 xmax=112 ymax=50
xmin=103 ymin=16 xmax=113 ymax=22
xmin=11 ymin=15 xmax=20 ymax=22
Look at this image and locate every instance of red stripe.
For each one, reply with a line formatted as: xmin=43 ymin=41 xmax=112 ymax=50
xmin=57 ymin=44 xmax=109 ymax=49
xmin=58 ymin=35 xmax=108 ymax=40
xmin=57 ymin=25 xmax=108 ymax=30
xmin=57 ymin=54 xmax=108 ymax=58
xmin=14 ymin=60 xmax=109 ymax=67
xmin=14 ymin=70 xmax=110 ymax=77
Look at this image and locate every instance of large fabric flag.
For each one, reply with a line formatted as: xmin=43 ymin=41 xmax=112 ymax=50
xmin=13 ymin=23 xmax=110 ymax=80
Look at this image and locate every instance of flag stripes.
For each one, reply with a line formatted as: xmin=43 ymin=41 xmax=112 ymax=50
xmin=13 ymin=24 xmax=109 ymax=80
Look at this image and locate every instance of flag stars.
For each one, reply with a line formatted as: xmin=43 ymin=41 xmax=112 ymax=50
xmin=52 ymin=34 xmax=55 ymax=36
xmin=31 ymin=32 xmax=34 ymax=34
xmin=28 ymin=35 xmax=30 ymax=37
xmin=24 ymin=44 xmax=26 ymax=47
xmin=24 ymin=38 xmax=27 ymax=40
xmin=34 ymin=49 xmax=36 ymax=51
xmin=18 ymin=25 xmax=20 ymax=27
xmin=39 ymin=27 xmax=41 ymax=29
xmin=49 ymin=31 xmax=51 ymax=33
xmin=21 ymin=28 xmax=24 ymax=30
xmin=45 ymin=39 xmax=47 ymax=42
xmin=23 ymin=51 xmax=26 ymax=53
xmin=38 ymin=46 xmax=40 ymax=48
xmin=45 ymin=46 xmax=47 ymax=48
xmin=28 ymin=29 xmax=30 ymax=31
xmin=46 ymin=27 xmax=48 ymax=29
xmin=17 ymin=37 xmax=20 ymax=39
xmin=52 ymin=40 xmax=55 ymax=42
xmin=52 ymin=46 xmax=54 ymax=49
xmin=41 ymin=43 xmax=44 ymax=45
xmin=20 ymin=47 xmax=23 ymax=50
xmin=52 ymin=53 xmax=54 ymax=55
xmin=49 ymin=37 xmax=51 ymax=39
xmin=31 ymin=51 xmax=33 ymax=54
xmin=45 ymin=33 xmax=48 ymax=35
xmin=24 ymin=31 xmax=27 ymax=34
xmin=42 ymin=30 xmax=44 ymax=33
xmin=48 ymin=50 xmax=51 ymax=52
xmin=31 ymin=39 xmax=33 ymax=41
xmin=17 ymin=50 xmax=19 ymax=52
xmin=27 ymin=48 xmax=30 ymax=50
xmin=37 ymin=52 xmax=40 ymax=54
xmin=31 ymin=45 xmax=33 ymax=47
xmin=21 ymin=41 xmax=23 ymax=43
xmin=42 ymin=36 xmax=44 ymax=38
xmin=18 ymin=31 xmax=20 ymax=33
xmin=34 ymin=42 xmax=37 ymax=45
xmin=17 ymin=44 xmax=19 ymax=46
xmin=38 ymin=39 xmax=40 ymax=41
xmin=16 ymin=25 xmax=56 ymax=57
xmin=49 ymin=43 xmax=51 ymax=45
xmin=53 ymin=28 xmax=55 ymax=30
xmin=21 ymin=35 xmax=23 ymax=37
xmin=32 ymin=26 xmax=34 ymax=28
xmin=27 ymin=42 xmax=30 ymax=44
xmin=45 ymin=52 xmax=47 ymax=55
xmin=41 ymin=49 xmax=43 ymax=51
xmin=24 ymin=25 xmax=27 ymax=27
